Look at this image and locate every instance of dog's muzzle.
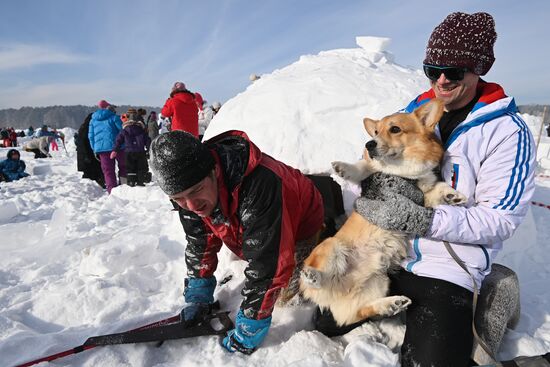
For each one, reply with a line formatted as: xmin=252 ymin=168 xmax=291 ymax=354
xmin=365 ymin=140 xmax=378 ymax=158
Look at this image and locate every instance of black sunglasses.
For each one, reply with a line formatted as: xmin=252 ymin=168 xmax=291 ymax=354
xmin=423 ymin=64 xmax=469 ymax=82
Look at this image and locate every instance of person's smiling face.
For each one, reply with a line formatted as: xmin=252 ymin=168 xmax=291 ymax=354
xmin=430 ymin=70 xmax=479 ymax=111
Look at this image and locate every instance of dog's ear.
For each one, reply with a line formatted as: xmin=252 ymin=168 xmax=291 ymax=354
xmin=363 ymin=117 xmax=378 ymax=137
xmin=413 ymin=99 xmax=444 ymax=131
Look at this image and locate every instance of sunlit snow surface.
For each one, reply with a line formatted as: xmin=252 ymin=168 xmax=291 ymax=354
xmin=1 ymin=39 xmax=549 ymax=366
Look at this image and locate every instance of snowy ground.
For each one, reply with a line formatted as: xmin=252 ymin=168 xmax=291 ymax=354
xmin=1 ymin=38 xmax=549 ymax=366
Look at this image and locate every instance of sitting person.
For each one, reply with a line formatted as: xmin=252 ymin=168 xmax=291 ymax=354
xmin=0 ymin=149 xmax=30 ymax=182
xmin=316 ymin=12 xmax=535 ymax=367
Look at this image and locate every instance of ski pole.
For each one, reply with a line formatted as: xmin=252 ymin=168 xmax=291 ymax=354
xmin=13 ymin=314 xmax=181 ymax=367
xmin=61 ymin=137 xmax=68 ymax=155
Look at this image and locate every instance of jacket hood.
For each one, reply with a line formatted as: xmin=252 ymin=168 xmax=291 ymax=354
xmin=405 ymin=81 xmax=518 ymax=150
xmin=92 ymin=109 xmax=116 ymax=121
xmin=406 ymin=81 xmax=507 ymax=114
xmin=7 ymin=149 xmax=19 ymax=160
xmin=205 ymin=130 xmax=263 ymax=191
xmin=171 ymin=91 xmax=196 ymax=103
xmin=122 ymin=120 xmax=145 ymax=129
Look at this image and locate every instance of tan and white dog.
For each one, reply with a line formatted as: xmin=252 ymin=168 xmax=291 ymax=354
xmin=300 ymin=99 xmax=467 ymax=326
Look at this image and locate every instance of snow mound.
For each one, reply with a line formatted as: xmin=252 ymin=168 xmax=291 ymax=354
xmin=204 ymin=38 xmax=426 ymax=174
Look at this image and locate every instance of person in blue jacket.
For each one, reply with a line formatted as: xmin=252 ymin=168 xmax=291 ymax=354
xmin=88 ymin=100 xmax=127 ymax=193
xmin=0 ymin=149 xmax=29 ymax=182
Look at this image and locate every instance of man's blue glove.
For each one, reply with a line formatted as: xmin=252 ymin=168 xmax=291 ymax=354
xmin=221 ymin=310 xmax=272 ymax=355
xmin=180 ymin=303 xmax=213 ymax=325
xmin=355 ymin=172 xmax=433 ymax=236
xmin=181 ymin=277 xmax=216 ymax=325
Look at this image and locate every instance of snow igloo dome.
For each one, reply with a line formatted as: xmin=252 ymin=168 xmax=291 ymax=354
xmin=204 ymin=36 xmax=428 ymax=174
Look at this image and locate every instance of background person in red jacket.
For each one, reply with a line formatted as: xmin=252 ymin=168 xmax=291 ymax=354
xmin=161 ymin=82 xmax=203 ymax=137
xmin=150 ymin=130 xmax=324 ymax=354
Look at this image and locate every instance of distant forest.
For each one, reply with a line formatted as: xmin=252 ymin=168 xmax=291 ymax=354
xmin=0 ymin=105 xmax=161 ymax=130
xmin=0 ymin=104 xmax=547 ymax=131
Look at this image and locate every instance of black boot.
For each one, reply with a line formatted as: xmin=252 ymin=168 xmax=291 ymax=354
xmin=127 ymin=174 xmax=137 ymax=187
xmin=313 ymin=307 xmax=367 ymax=337
xmin=137 ymin=171 xmax=146 ymax=186
xmin=144 ymin=171 xmax=152 ymax=183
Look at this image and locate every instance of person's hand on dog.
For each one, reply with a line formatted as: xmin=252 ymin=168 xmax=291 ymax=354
xmin=360 ymin=172 xmax=424 ymax=203
xmin=356 ymin=172 xmax=433 ymax=236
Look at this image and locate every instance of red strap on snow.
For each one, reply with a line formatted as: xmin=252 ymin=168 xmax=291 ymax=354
xmin=531 ymin=201 xmax=550 ymax=210
xmin=15 ymin=345 xmax=97 ymax=367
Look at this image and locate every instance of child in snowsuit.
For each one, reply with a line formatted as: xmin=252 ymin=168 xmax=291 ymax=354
xmin=0 ymin=149 xmax=30 ymax=182
xmin=111 ymin=111 xmax=151 ymax=186
xmin=89 ymin=100 xmax=127 ymax=193
xmin=50 ymin=129 xmax=59 ymax=151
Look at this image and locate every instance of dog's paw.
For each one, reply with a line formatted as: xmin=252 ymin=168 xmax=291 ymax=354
xmin=300 ymin=267 xmax=323 ymax=289
xmin=332 ymin=161 xmax=352 ymax=179
xmin=425 ymin=183 xmax=468 ymax=207
xmin=332 ymin=161 xmax=364 ymax=182
xmin=443 ymin=190 xmax=468 ymax=206
xmin=381 ymin=296 xmax=412 ymax=317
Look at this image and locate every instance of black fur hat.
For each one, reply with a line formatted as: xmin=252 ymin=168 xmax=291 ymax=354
xmin=150 ymin=131 xmax=215 ymax=195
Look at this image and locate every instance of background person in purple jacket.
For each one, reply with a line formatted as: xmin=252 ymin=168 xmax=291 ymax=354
xmin=111 ymin=108 xmax=151 ymax=187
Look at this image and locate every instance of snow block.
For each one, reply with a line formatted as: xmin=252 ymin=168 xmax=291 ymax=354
xmin=0 ymin=201 xmax=19 ymax=222
xmin=472 ymin=263 xmax=520 ymax=365
xmin=355 ymin=36 xmax=391 ymax=52
xmin=32 ymin=163 xmax=53 ymax=176
xmin=355 ymin=37 xmax=394 ymax=64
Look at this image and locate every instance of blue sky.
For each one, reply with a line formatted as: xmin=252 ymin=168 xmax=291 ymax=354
xmin=0 ymin=0 xmax=548 ymax=109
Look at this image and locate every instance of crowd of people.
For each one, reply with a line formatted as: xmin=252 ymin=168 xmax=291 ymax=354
xmin=73 ymin=85 xmax=222 ymax=193
xmin=0 ymin=82 xmax=222 ymax=190
xmin=0 ymin=124 xmax=65 ymax=183
xmin=19 ymin=125 xmax=65 ymax=159
xmin=0 ymin=127 xmax=19 ymax=148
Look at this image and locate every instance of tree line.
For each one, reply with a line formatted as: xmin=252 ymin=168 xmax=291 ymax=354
xmin=0 ymin=105 xmax=160 ymax=130
xmin=0 ymin=104 xmax=547 ymax=131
